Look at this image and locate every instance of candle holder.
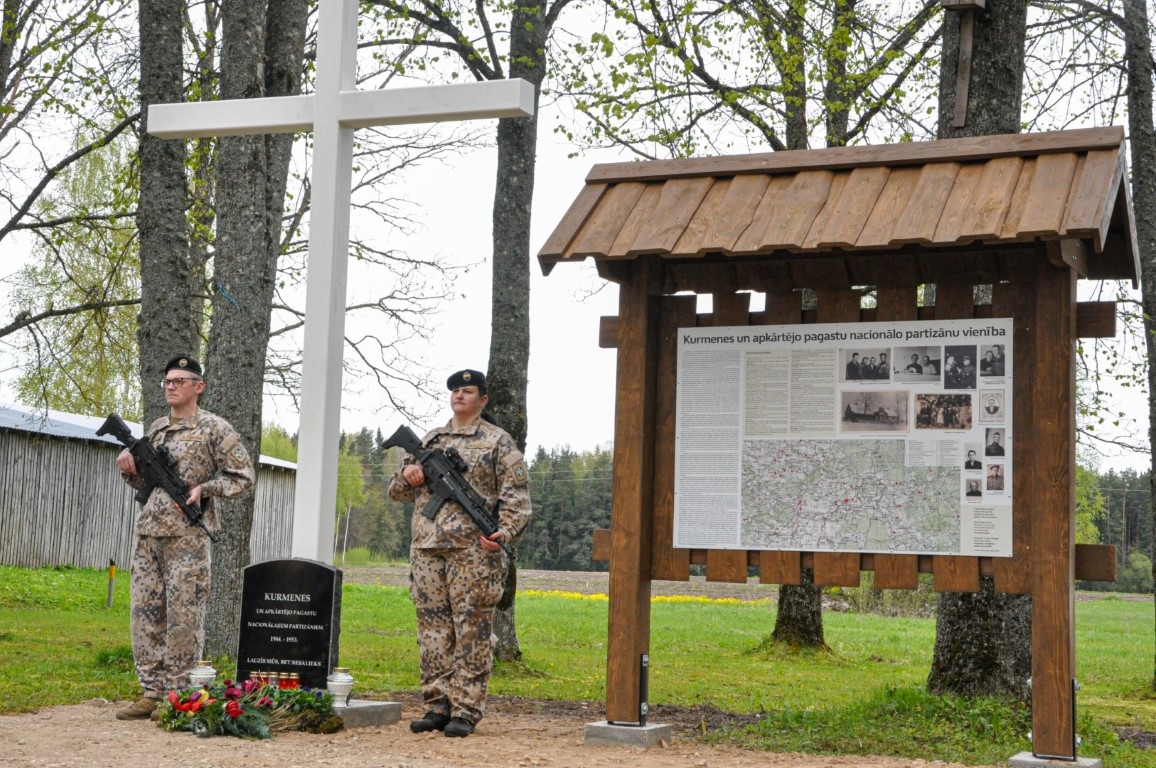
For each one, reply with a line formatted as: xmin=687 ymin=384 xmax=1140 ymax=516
xmin=326 ymin=667 xmax=354 ymax=707
xmin=188 ymin=660 xmax=216 ymax=688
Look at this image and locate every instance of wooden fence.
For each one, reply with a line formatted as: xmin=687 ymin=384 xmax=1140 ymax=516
xmin=0 ymin=429 xmax=295 ymax=569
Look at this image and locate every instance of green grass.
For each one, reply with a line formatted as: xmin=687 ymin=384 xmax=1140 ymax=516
xmin=1 ymin=566 xmax=1153 ymax=766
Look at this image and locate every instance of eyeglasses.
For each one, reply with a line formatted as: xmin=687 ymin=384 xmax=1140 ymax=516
xmin=161 ymin=377 xmax=201 ymax=389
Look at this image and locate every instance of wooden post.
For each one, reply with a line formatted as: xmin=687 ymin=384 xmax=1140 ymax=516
xmin=605 ymin=257 xmax=661 ymax=724
xmin=1030 ymin=255 xmax=1077 ymax=760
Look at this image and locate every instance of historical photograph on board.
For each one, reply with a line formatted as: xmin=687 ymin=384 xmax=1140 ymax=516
xmin=943 ymin=345 xmax=978 ymax=390
xmin=979 ymin=343 xmax=1007 ymax=377
xmin=978 ymin=390 xmax=1005 ymax=423
xmin=839 ymin=390 xmax=908 ymax=432
xmin=986 ymin=464 xmax=1006 ymax=492
xmin=963 ymin=447 xmax=983 ymax=471
xmin=892 ymin=346 xmax=942 ymax=383
xmin=985 ymin=428 xmax=1007 ymax=456
xmin=914 ymin=393 xmax=973 ymax=430
xmin=965 ymin=478 xmax=983 ymax=498
xmin=841 ymin=348 xmax=892 ymax=382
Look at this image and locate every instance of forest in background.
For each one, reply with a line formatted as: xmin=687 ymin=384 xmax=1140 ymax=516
xmin=266 ymin=425 xmax=1152 ymax=592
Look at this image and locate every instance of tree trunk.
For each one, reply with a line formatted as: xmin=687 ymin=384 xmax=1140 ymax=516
xmin=823 ymin=0 xmax=855 ymax=147
xmin=137 ymin=0 xmax=195 ymax=423
xmin=1121 ymin=0 xmax=1156 ymax=691
xmin=927 ymin=578 xmax=1031 ymax=697
xmin=927 ymin=0 xmax=1030 ymax=699
xmin=782 ymin=1 xmax=808 ymax=151
xmin=487 ymin=1 xmax=547 ymax=662
xmin=771 ymin=569 xmax=826 ymax=647
xmin=768 ymin=5 xmax=823 ymax=648
xmin=202 ymin=0 xmax=307 ymax=659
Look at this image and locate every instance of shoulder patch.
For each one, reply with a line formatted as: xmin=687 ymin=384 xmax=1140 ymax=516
xmin=227 ymin=442 xmax=250 ymax=468
xmin=501 ymin=450 xmax=529 ymax=487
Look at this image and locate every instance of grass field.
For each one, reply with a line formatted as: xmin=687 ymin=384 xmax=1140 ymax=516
xmin=0 ymin=566 xmax=1153 ymax=765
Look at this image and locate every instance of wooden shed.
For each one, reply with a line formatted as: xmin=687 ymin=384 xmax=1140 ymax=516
xmin=0 ymin=404 xmax=297 ymax=568
xmin=538 ymin=126 xmax=1135 ymax=761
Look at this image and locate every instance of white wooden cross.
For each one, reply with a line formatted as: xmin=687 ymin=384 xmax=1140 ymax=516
xmin=148 ymin=0 xmax=534 ymax=563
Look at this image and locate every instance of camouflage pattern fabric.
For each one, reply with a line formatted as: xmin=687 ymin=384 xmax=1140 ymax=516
xmin=388 ymin=416 xmax=532 ymax=724
xmin=125 ymin=407 xmax=255 ymax=536
xmin=123 ymin=407 xmax=253 ymax=700
xmin=409 ymin=545 xmax=506 ymax=723
xmin=387 ymin=417 xmax=532 ymax=547
xmin=130 ymin=533 xmax=211 ymax=697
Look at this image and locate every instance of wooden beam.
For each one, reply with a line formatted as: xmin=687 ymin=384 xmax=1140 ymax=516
xmin=584 ymin=127 xmax=1123 ymax=184
xmin=992 ymin=281 xmax=1034 ymax=595
xmin=604 ymin=258 xmax=661 ymax=725
xmin=1046 ymin=239 xmax=1091 ymax=278
xmin=951 ymin=10 xmax=975 ymax=128
xmin=599 ymin=316 xmax=618 ymax=349
xmin=592 ymin=540 xmax=1114 ymax=584
xmin=813 ymin=552 xmax=861 ymax=587
xmin=599 ymin=297 xmax=1098 ymax=350
xmin=650 ymin=296 xmax=697 ymax=581
xmin=873 ymin=284 xmax=921 ymax=590
xmin=1029 ymin=259 xmax=1077 ymax=760
xmin=1075 ymin=301 xmax=1116 ymax=339
xmin=1074 ymin=544 xmax=1116 ymax=582
xmin=704 ymin=292 xmax=753 ymax=584
xmin=593 ymin=528 xmax=611 ymax=562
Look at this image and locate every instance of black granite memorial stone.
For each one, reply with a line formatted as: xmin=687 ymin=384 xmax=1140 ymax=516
xmin=236 ymin=558 xmax=342 ymax=690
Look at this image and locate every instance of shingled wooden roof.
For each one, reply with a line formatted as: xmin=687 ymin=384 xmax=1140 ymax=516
xmin=539 ymin=126 xmax=1138 ymax=285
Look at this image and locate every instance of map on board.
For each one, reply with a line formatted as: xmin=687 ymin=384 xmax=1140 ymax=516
xmin=739 ymin=439 xmax=961 ymax=553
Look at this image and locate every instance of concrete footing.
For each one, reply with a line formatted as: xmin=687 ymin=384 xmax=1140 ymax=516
xmin=333 ymin=699 xmax=402 ymax=729
xmin=584 ymin=721 xmax=673 ymax=748
xmin=1008 ymin=752 xmax=1102 ymax=768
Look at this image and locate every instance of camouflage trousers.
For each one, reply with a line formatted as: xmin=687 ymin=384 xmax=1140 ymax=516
xmin=409 ymin=545 xmax=507 ymax=725
xmin=130 ymin=533 xmax=211 ymax=698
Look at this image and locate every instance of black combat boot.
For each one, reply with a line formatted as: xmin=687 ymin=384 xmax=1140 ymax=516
xmin=443 ymin=717 xmax=475 ymax=737
xmin=409 ymin=711 xmax=450 ymax=733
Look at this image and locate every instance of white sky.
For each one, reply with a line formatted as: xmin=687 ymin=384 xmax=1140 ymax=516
xmin=260 ymin=108 xmax=629 ymax=456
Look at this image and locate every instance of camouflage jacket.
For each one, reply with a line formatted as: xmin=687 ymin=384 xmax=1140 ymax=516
xmin=388 ymin=417 xmax=532 ymax=549
xmin=125 ymin=407 xmax=255 ymax=536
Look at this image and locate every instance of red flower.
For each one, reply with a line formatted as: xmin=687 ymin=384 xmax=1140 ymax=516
xmin=225 ymin=700 xmax=244 ymax=718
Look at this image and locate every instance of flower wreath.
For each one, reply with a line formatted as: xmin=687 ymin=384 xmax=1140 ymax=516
xmin=158 ymin=678 xmax=341 ymax=739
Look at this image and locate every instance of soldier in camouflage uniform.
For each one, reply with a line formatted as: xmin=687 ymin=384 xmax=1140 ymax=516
xmin=389 ymin=369 xmax=532 ymax=738
xmin=114 ymin=356 xmax=255 ymax=721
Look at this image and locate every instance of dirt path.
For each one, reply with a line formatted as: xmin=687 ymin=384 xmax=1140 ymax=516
xmin=0 ymin=697 xmax=992 ymax=768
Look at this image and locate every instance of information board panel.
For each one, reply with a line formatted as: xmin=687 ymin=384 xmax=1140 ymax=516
xmin=674 ymin=318 xmax=1013 ymax=556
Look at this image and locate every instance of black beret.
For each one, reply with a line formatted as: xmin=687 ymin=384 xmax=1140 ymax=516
xmin=165 ymin=355 xmax=202 ymax=376
xmin=447 ymin=369 xmax=486 ymax=391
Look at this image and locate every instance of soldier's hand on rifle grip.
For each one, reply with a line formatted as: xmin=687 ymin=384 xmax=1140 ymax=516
xmin=480 ymin=530 xmax=506 ymax=553
xmin=116 ymin=448 xmax=138 ymax=475
xmin=187 ymin=484 xmax=204 ymax=508
xmin=402 ymin=464 xmax=425 ymax=487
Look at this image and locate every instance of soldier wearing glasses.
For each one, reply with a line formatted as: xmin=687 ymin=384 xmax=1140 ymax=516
xmin=113 ymin=356 xmax=254 ymax=721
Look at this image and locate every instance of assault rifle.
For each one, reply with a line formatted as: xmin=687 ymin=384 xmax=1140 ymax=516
xmin=97 ymin=413 xmax=217 ymax=542
xmin=383 ymin=424 xmax=512 ymax=559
